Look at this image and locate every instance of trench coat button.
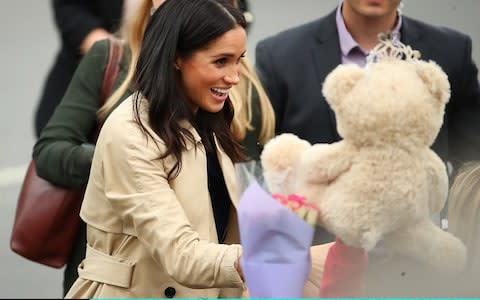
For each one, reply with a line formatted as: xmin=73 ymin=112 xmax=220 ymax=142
xmin=164 ymin=286 xmax=176 ymax=298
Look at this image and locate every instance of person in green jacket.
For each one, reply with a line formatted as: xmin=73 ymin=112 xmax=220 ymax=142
xmin=32 ymin=0 xmax=274 ymax=295
xmin=33 ymin=1 xmax=160 ymax=295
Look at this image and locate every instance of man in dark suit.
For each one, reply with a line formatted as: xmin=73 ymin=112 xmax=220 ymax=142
xmin=34 ymin=0 xmax=124 ymax=138
xmin=256 ymin=0 xmax=480 ymax=243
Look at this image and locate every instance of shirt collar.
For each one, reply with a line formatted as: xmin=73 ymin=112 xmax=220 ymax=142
xmin=336 ymin=0 xmax=403 ymax=56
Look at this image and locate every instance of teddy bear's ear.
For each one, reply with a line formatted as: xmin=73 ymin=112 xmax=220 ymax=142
xmin=322 ymin=64 xmax=364 ymax=107
xmin=416 ymin=60 xmax=451 ymax=105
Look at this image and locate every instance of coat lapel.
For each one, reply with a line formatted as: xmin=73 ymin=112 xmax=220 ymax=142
xmin=311 ymin=10 xmax=343 ymax=141
xmin=401 ymin=17 xmax=425 ymax=56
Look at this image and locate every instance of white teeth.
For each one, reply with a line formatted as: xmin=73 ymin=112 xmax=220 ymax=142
xmin=211 ymin=87 xmax=230 ymax=94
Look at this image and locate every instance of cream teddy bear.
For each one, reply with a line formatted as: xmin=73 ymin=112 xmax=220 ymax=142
xmin=261 ymin=41 xmax=466 ymax=273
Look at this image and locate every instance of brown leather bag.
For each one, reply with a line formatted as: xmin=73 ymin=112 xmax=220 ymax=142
xmin=10 ymin=38 xmax=124 ymax=268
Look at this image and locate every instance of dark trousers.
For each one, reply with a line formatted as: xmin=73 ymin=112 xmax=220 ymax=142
xmin=63 ymin=221 xmax=86 ymax=296
xmin=34 ymin=51 xmax=77 ymax=138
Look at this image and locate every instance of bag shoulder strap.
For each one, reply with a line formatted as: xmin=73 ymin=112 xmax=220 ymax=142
xmin=99 ymin=37 xmax=124 ymax=107
xmin=95 ymin=38 xmax=124 ymax=140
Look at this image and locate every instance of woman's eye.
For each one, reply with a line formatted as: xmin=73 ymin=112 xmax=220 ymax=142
xmin=215 ymin=58 xmax=227 ymax=66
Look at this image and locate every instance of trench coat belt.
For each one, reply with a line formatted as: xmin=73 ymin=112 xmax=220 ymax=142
xmin=77 ymin=244 xmax=135 ymax=288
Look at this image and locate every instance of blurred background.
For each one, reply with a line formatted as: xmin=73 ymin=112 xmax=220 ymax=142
xmin=0 ymin=0 xmax=479 ymax=297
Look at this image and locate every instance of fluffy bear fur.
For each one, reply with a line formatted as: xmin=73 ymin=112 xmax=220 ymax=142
xmin=261 ymin=59 xmax=466 ymax=273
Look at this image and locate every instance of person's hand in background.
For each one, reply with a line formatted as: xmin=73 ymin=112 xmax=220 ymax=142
xmin=80 ymin=28 xmax=112 ymax=55
xmin=302 ymin=242 xmax=333 ymax=297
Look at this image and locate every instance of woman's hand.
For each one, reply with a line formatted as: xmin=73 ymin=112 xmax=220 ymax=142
xmin=235 ymin=256 xmax=244 ymax=281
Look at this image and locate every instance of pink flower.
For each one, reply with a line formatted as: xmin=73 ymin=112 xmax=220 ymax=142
xmin=272 ymin=194 xmax=319 ymax=226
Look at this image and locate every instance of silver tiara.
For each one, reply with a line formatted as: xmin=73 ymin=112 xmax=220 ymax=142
xmin=366 ymin=31 xmax=421 ymax=65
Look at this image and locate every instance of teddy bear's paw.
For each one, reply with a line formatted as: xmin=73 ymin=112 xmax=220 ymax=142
xmin=261 ymin=133 xmax=311 ymax=171
xmin=326 ymin=223 xmax=380 ymax=251
xmin=261 ymin=133 xmax=311 ymax=194
xmin=387 ymin=221 xmax=467 ymax=274
xmin=418 ymin=222 xmax=467 ymax=274
xmin=360 ymin=230 xmax=382 ymax=252
xmin=429 ymin=234 xmax=467 ymax=274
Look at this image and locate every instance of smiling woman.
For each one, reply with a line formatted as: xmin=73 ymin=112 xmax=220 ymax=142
xmin=64 ymin=0 xmax=249 ymax=298
xmin=175 ymin=25 xmax=247 ymax=113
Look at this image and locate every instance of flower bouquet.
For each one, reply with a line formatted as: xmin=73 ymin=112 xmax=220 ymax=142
xmin=235 ymin=159 xmax=369 ymax=298
xmin=235 ymin=161 xmax=319 ymax=298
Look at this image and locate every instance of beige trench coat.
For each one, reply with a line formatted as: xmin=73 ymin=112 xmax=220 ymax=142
xmin=66 ymin=96 xmax=244 ymax=298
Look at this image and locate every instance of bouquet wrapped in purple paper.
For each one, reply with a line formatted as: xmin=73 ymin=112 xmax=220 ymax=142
xmin=235 ymin=162 xmax=319 ymax=298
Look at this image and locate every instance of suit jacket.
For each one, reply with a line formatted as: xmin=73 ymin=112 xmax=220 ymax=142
xmin=256 ymin=9 xmax=480 ymax=172
xmin=65 ymin=97 xmax=244 ymax=298
xmin=34 ymin=0 xmax=123 ymax=137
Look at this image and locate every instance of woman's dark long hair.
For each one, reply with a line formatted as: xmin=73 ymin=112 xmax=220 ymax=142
xmin=133 ymin=0 xmax=247 ymax=179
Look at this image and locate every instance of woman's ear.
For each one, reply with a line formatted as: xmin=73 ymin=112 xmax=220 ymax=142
xmin=174 ymin=57 xmax=182 ymax=70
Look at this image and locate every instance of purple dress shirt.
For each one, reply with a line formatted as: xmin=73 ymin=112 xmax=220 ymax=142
xmin=335 ymin=1 xmax=403 ymax=68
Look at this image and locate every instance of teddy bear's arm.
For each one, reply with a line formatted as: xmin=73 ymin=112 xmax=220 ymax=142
xmin=300 ymin=142 xmax=352 ymax=184
xmin=424 ymin=149 xmax=449 ymax=214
